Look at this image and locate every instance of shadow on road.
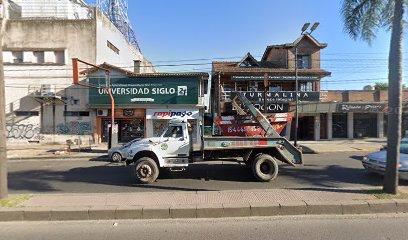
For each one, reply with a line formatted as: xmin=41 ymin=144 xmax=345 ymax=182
xmin=10 ymin=159 xmax=407 ymax=193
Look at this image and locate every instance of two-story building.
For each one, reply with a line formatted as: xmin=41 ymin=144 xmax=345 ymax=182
xmin=211 ymin=34 xmax=331 ymax=140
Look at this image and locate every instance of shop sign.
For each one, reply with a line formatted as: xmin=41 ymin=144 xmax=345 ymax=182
xmin=233 ymin=103 xmax=289 ymax=113
xmin=146 ymin=109 xmax=199 ymax=120
xmin=232 ymin=75 xmax=319 ymax=81
xmin=88 ymin=77 xmax=198 ymax=105
xmin=215 ymin=115 xmax=288 ymax=137
xmin=123 ymin=109 xmax=134 ymax=117
xmin=232 ymin=91 xmax=320 ymax=102
xmin=336 ymin=103 xmax=387 ymax=112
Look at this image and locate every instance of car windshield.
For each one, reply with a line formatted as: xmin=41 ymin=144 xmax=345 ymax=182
xmin=124 ymin=139 xmax=139 ymax=147
xmin=163 ymin=126 xmax=183 ymax=138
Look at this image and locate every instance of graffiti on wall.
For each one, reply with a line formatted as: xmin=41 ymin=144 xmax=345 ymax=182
xmin=57 ymin=121 xmax=91 ymax=135
xmin=6 ymin=124 xmax=41 ymax=140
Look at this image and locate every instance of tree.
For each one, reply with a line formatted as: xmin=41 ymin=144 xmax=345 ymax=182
xmin=342 ymin=0 xmax=405 ymax=194
xmin=374 ymin=82 xmax=389 ymax=90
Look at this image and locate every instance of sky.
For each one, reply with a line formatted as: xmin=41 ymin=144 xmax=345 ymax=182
xmin=88 ymin=0 xmax=407 ymax=90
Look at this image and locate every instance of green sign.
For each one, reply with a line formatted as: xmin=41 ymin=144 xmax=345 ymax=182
xmin=89 ymin=77 xmax=199 ymax=105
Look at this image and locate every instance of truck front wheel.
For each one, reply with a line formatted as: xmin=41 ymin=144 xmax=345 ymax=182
xmin=134 ymin=157 xmax=159 ymax=184
xmin=251 ymin=154 xmax=278 ymax=182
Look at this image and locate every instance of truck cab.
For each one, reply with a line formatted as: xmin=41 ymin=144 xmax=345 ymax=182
xmin=126 ymin=119 xmax=192 ymax=183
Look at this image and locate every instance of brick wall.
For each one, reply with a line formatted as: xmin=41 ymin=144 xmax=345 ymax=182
xmin=324 ymin=90 xmax=408 ymax=103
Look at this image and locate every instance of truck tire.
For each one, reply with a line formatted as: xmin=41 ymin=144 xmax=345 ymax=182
xmin=251 ymin=154 xmax=278 ymax=182
xmin=134 ymin=157 xmax=159 ymax=184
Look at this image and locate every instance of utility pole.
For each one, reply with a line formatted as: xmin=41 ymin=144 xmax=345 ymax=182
xmin=294 ymin=22 xmax=319 ymax=147
xmin=0 ymin=0 xmax=8 ymax=199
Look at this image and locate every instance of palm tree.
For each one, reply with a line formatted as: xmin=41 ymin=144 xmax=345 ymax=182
xmin=342 ymin=0 xmax=405 ymax=194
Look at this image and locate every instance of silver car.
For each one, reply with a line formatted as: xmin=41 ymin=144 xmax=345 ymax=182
xmin=362 ymin=148 xmax=408 ymax=180
xmin=108 ymin=139 xmax=140 ymax=162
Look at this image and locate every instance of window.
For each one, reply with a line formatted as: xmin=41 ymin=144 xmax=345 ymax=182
xmin=269 ymin=84 xmax=282 ymax=92
xmin=107 ymin=41 xmax=120 ymax=55
xmin=297 ymin=55 xmax=311 ymax=69
xmin=300 ymin=82 xmax=313 ymax=91
xmin=249 ymin=81 xmax=258 ymax=92
xmin=12 ymin=51 xmax=23 ymax=63
xmin=15 ymin=111 xmax=39 ymax=117
xmin=221 ymin=83 xmax=234 ymax=100
xmin=64 ymin=111 xmax=90 ymax=117
xmin=55 ymin=51 xmax=65 ymax=64
xmin=33 ymin=51 xmax=45 ymax=64
xmin=163 ymin=126 xmax=183 ymax=138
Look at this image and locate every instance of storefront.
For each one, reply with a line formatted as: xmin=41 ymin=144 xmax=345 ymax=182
xmin=298 ymin=102 xmax=388 ymax=140
xmin=86 ymin=67 xmax=208 ymax=144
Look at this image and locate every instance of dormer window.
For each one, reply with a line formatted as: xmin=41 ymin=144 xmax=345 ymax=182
xmin=238 ymin=53 xmax=260 ymax=68
xmin=297 ymin=55 xmax=311 ymax=69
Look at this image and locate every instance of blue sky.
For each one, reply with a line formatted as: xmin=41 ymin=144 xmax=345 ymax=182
xmin=88 ymin=0 xmax=407 ymax=90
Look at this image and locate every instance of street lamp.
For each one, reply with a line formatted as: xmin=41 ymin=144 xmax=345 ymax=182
xmin=294 ymin=22 xmax=319 ymax=147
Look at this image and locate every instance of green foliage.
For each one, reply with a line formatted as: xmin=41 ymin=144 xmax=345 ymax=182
xmin=374 ymin=82 xmax=407 ymax=90
xmin=374 ymin=82 xmax=389 ymax=90
xmin=341 ymin=0 xmax=397 ymax=45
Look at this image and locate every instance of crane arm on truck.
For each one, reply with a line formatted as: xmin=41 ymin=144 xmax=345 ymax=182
xmin=232 ymin=93 xmax=280 ymax=138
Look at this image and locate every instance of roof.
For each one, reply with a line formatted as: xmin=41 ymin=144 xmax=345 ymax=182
xmin=82 ymin=62 xmax=209 ymax=78
xmin=261 ymin=33 xmax=327 ymax=61
xmin=212 ymin=61 xmax=331 ymax=77
xmin=237 ymin=52 xmax=260 ymax=67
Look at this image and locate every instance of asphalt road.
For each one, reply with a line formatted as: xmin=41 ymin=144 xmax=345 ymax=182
xmin=1 ymin=214 xmax=408 ymax=240
xmin=7 ymin=152 xmax=404 ymax=193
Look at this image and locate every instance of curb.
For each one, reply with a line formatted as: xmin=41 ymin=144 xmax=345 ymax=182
xmin=1 ymin=199 xmax=408 ymax=222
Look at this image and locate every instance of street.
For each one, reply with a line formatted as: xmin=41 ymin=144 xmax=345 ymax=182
xmin=1 ymin=214 xmax=408 ymax=240
xmin=7 ymin=152 xmax=404 ymax=193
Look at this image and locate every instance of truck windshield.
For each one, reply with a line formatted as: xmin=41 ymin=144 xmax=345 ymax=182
xmin=163 ymin=126 xmax=183 ymax=138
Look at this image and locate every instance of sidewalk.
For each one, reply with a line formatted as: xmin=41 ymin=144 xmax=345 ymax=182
xmin=1 ymin=187 xmax=408 ymax=221
xmin=300 ymin=138 xmax=386 ymax=153
xmin=6 ymin=143 xmax=110 ymax=161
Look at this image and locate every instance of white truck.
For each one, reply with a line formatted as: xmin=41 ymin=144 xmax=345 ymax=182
xmin=125 ymin=93 xmax=302 ymax=183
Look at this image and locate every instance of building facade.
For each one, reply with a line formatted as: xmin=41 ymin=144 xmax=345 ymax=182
xmin=2 ymin=0 xmax=155 ymax=144
xmin=211 ymin=34 xmax=331 ymax=140
xmin=85 ymin=64 xmax=208 ymax=149
xmin=302 ymin=90 xmax=408 ymax=140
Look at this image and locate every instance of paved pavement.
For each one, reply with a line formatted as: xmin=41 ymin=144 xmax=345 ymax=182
xmin=2 ymin=215 xmax=408 ymax=240
xmin=8 ymin=152 xmax=391 ymax=193
xmin=299 ymin=138 xmax=386 ymax=153
xmin=2 ymin=139 xmax=401 ymax=222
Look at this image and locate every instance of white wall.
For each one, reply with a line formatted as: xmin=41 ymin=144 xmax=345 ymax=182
xmin=95 ymin=11 xmax=155 ymax=73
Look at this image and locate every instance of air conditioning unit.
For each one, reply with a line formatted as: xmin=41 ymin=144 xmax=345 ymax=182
xmin=40 ymin=84 xmax=56 ymax=97
xmin=97 ymin=109 xmax=108 ymax=117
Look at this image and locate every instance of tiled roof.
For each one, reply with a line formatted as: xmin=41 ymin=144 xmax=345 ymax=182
xmin=261 ymin=34 xmax=327 ymax=61
xmin=212 ymin=61 xmax=331 ymax=77
xmin=82 ymin=62 xmax=209 ymax=78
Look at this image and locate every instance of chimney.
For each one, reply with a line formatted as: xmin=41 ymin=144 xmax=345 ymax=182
xmin=133 ymin=60 xmax=141 ymax=74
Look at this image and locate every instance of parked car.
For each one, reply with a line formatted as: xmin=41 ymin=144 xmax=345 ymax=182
xmin=108 ymin=139 xmax=141 ymax=162
xmin=362 ymin=141 xmax=408 ymax=180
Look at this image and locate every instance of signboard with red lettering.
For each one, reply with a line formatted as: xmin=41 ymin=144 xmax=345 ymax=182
xmin=215 ymin=114 xmax=292 ymax=137
xmin=146 ymin=109 xmax=200 ymax=120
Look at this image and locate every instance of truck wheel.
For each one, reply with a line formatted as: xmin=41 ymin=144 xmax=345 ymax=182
xmin=134 ymin=157 xmax=159 ymax=184
xmin=251 ymin=154 xmax=278 ymax=182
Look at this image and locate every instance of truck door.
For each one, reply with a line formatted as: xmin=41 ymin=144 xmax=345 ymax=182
xmin=159 ymin=125 xmax=190 ymax=160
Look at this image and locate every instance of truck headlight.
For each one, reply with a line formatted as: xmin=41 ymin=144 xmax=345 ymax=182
xmin=362 ymin=156 xmax=369 ymax=161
